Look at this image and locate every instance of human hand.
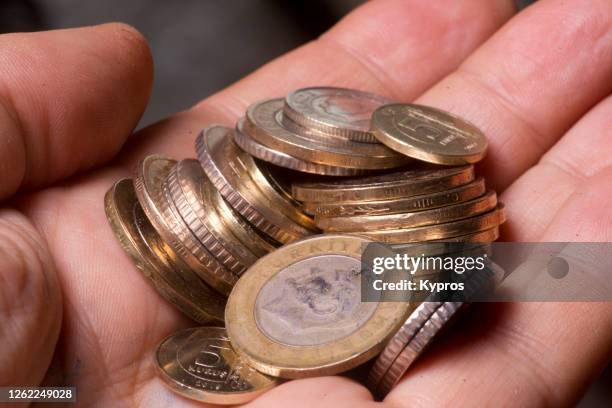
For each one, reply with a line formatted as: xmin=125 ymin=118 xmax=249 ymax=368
xmin=1 ymin=0 xmax=611 ymax=406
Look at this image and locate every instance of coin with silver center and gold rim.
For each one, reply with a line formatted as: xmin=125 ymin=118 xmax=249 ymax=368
xmin=371 ymin=103 xmax=488 ymax=165
xmin=156 ymin=326 xmax=278 ymax=405
xmin=225 ymin=234 xmax=413 ymax=379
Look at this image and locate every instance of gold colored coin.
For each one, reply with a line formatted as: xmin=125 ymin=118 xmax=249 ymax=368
xmin=225 ymin=234 xmax=412 ymax=379
xmin=292 ymin=165 xmax=474 ymax=203
xmin=371 ymin=103 xmax=488 ymax=165
xmin=134 ymin=155 xmax=236 ymax=296
xmin=243 ymin=98 xmax=409 ymax=169
xmin=316 ymin=190 xmax=497 ymax=232
xmin=155 ymin=326 xmax=278 ymax=405
xmin=305 ymin=178 xmax=486 ymax=217
xmin=358 ymin=204 xmax=505 ymax=243
xmin=104 ymin=179 xmax=225 ymax=323
xmin=196 ymin=126 xmax=317 ymax=244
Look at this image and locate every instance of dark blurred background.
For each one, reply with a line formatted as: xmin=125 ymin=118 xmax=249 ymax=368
xmin=0 ymin=1 xmax=609 ymax=406
xmin=0 ymin=0 xmax=538 ymax=127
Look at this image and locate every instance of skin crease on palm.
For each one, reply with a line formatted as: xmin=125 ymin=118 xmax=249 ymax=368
xmin=0 ymin=0 xmax=611 ymax=406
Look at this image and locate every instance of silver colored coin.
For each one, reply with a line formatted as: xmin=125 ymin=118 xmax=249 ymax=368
xmin=235 ymin=118 xmax=368 ymax=176
xmin=283 ymin=86 xmax=392 ymax=143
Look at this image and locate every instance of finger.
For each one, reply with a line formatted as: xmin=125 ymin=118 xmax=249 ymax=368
xmin=503 ymin=94 xmax=612 ymax=240
xmin=0 ymin=23 xmax=153 ymax=201
xmin=0 ymin=209 xmax=62 ymax=388
xmin=244 ymin=377 xmax=377 ymax=408
xmin=415 ymin=0 xmax=612 ymax=191
xmin=122 ymin=0 xmax=515 ymax=160
xmin=388 ymin=171 xmax=612 ymax=406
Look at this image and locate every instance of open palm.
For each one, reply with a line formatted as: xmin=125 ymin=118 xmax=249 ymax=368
xmin=1 ymin=0 xmax=611 ymax=406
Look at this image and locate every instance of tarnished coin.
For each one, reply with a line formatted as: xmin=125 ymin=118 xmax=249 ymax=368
xmin=243 ymin=98 xmax=409 ymax=169
xmin=156 ymin=327 xmax=278 ymax=405
xmin=292 ymin=165 xmax=475 ymax=203
xmin=225 ymin=234 xmax=412 ymax=379
xmin=104 ymin=179 xmax=225 ymax=324
xmin=316 ymin=190 xmax=497 ymax=232
xmin=167 ymin=159 xmax=264 ymax=275
xmin=359 ymin=204 xmax=506 ymax=243
xmin=134 ymin=155 xmax=236 ymax=296
xmin=196 ymin=126 xmax=317 ymax=244
xmin=283 ymin=87 xmax=392 ymax=143
xmin=371 ymin=104 xmax=488 ymax=165
xmin=305 ymin=178 xmax=486 ymax=217
xmin=235 ymin=118 xmax=367 ymax=176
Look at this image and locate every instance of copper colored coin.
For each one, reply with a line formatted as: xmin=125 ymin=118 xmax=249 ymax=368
xmin=225 ymin=234 xmax=412 ymax=379
xmin=156 ymin=326 xmax=278 ymax=405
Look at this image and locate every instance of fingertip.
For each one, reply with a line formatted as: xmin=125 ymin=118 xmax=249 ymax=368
xmin=0 ymin=23 xmax=154 ymax=199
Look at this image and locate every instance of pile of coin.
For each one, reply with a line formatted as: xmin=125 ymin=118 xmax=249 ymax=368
xmin=105 ymin=86 xmax=505 ymax=404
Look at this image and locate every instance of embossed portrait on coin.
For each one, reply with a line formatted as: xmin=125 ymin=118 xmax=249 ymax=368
xmin=254 ymin=255 xmax=377 ymax=346
xmin=314 ymin=94 xmax=382 ymax=128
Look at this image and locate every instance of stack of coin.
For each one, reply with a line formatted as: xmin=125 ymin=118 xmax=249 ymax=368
xmin=235 ymin=87 xmax=410 ymax=175
xmin=292 ymin=103 xmax=506 ymax=244
xmin=104 ymin=86 xmax=506 ymax=405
